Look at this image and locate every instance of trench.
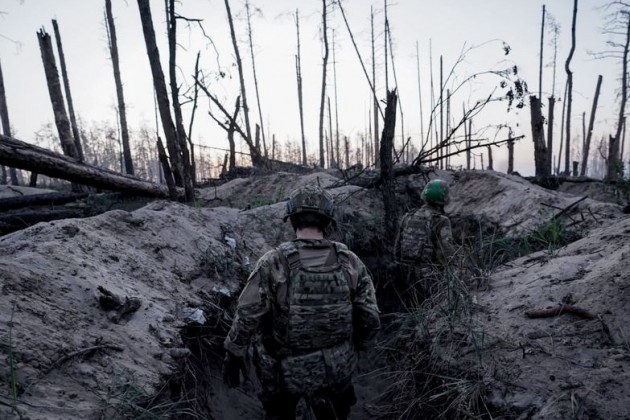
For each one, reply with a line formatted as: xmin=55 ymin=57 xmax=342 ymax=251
xmin=138 ymin=209 xmax=583 ymax=419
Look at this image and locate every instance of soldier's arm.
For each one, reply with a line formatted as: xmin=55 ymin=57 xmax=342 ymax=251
xmin=437 ymin=216 xmax=457 ymax=265
xmin=393 ymin=212 xmax=409 ymax=259
xmin=349 ymin=252 xmax=381 ymax=350
xmin=223 ymin=252 xmax=273 ymax=357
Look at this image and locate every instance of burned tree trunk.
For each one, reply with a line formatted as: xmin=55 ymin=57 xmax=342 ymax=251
xmin=36 ymin=29 xmax=79 ymax=159
xmin=547 ymin=96 xmax=555 ymax=175
xmin=487 ymin=145 xmax=494 ymax=170
xmin=379 ymin=89 xmax=398 ymax=241
xmin=51 ymin=19 xmax=83 ymax=161
xmin=0 ymin=134 xmax=180 ymax=199
xmin=608 ymin=16 xmax=630 ymax=181
xmin=530 ymin=95 xmax=549 ymax=176
xmin=166 ymin=0 xmax=194 ymax=201
xmin=136 ymin=0 xmax=184 ymax=187
xmin=508 ymin=131 xmax=515 ymax=174
xmin=0 ymin=191 xmax=88 ymax=212
xmin=228 ymin=96 xmax=241 ymax=172
xmin=0 ymin=59 xmax=19 ymax=185
xmin=295 ymin=10 xmax=307 ymax=165
xmin=224 ymin=0 xmax=259 ymax=167
xmin=156 ymin=136 xmax=177 ymax=200
xmin=105 ymin=0 xmax=134 ymax=176
xmin=318 ymin=0 xmax=329 ymax=168
xmin=581 ymin=74 xmax=603 ymax=176
xmin=564 ymin=0 xmax=578 ymax=175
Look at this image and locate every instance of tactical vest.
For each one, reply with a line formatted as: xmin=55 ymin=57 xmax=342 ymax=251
xmin=270 ymin=240 xmax=355 ymax=355
xmin=265 ymin=240 xmax=357 ymax=395
xmin=397 ymin=209 xmax=434 ymax=264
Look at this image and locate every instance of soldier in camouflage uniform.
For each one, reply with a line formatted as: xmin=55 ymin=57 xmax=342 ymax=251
xmin=223 ymin=185 xmax=381 ymax=420
xmin=394 ymin=179 xmax=456 ymax=294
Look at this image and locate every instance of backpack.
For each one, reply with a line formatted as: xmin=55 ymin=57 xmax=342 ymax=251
xmin=396 ymin=208 xmax=435 ymax=264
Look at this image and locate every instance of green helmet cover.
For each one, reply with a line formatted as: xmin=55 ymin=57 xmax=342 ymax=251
xmin=421 ymin=179 xmax=450 ymax=205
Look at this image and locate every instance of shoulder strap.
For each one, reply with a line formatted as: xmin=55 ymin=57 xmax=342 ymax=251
xmin=276 ymin=241 xmax=302 ymax=275
xmin=333 ymin=242 xmax=357 ymax=292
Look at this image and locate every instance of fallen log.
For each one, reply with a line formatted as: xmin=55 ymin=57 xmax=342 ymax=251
xmin=0 ymin=134 xmax=182 ymax=199
xmin=0 ymin=191 xmax=88 ymax=211
xmin=0 ymin=208 xmax=86 ymax=234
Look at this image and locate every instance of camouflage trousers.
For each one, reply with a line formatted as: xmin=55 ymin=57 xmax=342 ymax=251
xmin=253 ymin=341 xmax=357 ymax=420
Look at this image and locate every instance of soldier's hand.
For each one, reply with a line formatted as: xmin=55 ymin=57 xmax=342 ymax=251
xmin=222 ymin=353 xmax=247 ymax=388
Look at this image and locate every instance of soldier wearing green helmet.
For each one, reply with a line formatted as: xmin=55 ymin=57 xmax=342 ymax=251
xmin=223 ymin=185 xmax=380 ymax=420
xmin=394 ymin=179 xmax=456 ymax=286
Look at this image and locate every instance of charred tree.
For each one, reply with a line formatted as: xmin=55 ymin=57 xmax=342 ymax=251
xmin=166 ymin=0 xmax=194 ymax=201
xmin=318 ymin=0 xmax=329 ymax=168
xmin=105 ymin=0 xmax=134 ymax=176
xmin=608 ymin=13 xmax=630 ymax=181
xmin=224 ymin=0 xmax=258 ymax=167
xmin=51 ymin=19 xmax=83 ymax=162
xmin=581 ymin=75 xmax=603 ymax=176
xmin=508 ymin=128 xmax=515 ymax=174
xmin=0 ymin=134 xmax=180 ymax=199
xmin=156 ymin=136 xmax=177 ymax=200
xmin=0 ymin=59 xmax=19 ymax=185
xmin=547 ymin=96 xmax=555 ymax=176
xmin=294 ymin=10 xmax=307 ymax=165
xmin=37 ymin=29 xmax=79 ymax=160
xmin=246 ymin=0 xmax=267 ymax=158
xmin=371 ymin=6 xmax=379 ymax=168
xmin=228 ymin=96 xmax=241 ymax=171
xmin=487 ymin=145 xmax=494 ymax=170
xmin=136 ymin=0 xmax=184 ymax=187
xmin=564 ymin=0 xmax=578 ymax=174
xmin=380 ymin=89 xmax=398 ymax=241
xmin=530 ymin=95 xmax=549 ymax=176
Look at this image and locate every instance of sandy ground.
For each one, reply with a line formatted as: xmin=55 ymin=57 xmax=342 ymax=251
xmin=0 ymin=170 xmax=628 ymax=419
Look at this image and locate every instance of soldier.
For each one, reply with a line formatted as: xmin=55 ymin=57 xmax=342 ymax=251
xmin=223 ymin=185 xmax=381 ymax=420
xmin=394 ymin=179 xmax=456 ymax=294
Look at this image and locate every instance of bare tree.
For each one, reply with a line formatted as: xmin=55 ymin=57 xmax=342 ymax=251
xmin=318 ymin=0 xmax=330 ymax=168
xmin=36 ymin=29 xmax=79 ymax=160
xmin=105 ymin=0 xmax=133 ymax=175
xmin=224 ymin=0 xmax=255 ymax=164
xmin=294 ymin=9 xmax=306 ymax=165
xmin=166 ymin=0 xmax=194 ymax=198
xmin=0 ymin=59 xmax=19 ymax=185
xmin=538 ymin=5 xmax=546 ymax=99
xmin=530 ymin=95 xmax=549 ymax=176
xmin=380 ymin=89 xmax=398 ymax=240
xmin=245 ymin=0 xmax=267 ymax=158
xmin=416 ymin=41 xmax=425 ymax=153
xmin=51 ymin=19 xmax=83 ymax=162
xmin=332 ymin=29 xmax=341 ymax=168
xmin=581 ymin=75 xmax=603 ymax=175
xmin=137 ymin=0 xmax=194 ymax=200
xmin=609 ymin=5 xmax=630 ymax=180
xmin=371 ymin=6 xmax=379 ymax=167
xmin=564 ymin=0 xmax=578 ymax=174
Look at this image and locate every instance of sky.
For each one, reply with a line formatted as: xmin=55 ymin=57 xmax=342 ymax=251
xmin=0 ymin=0 xmax=626 ymax=177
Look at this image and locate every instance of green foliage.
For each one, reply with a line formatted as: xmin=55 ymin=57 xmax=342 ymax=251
xmin=374 ymin=265 xmax=489 ymax=419
xmin=464 ymin=219 xmax=580 ymax=273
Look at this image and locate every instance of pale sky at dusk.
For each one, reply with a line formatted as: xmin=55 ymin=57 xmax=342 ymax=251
xmin=0 ymin=0 xmax=624 ymax=176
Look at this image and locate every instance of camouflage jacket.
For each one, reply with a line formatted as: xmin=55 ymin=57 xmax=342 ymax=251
xmin=224 ymin=239 xmax=380 ymax=358
xmin=394 ymin=204 xmax=456 ymax=267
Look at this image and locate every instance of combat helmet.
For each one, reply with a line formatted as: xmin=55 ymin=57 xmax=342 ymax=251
xmin=421 ymin=179 xmax=450 ymax=206
xmin=283 ymin=185 xmax=335 ymax=223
